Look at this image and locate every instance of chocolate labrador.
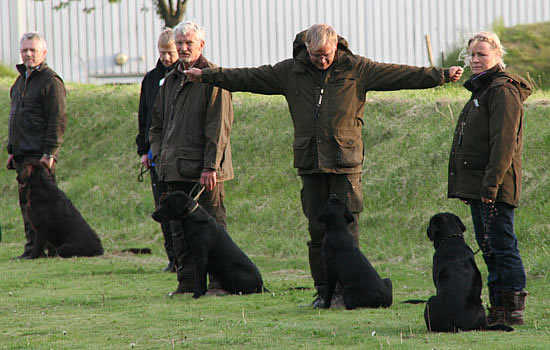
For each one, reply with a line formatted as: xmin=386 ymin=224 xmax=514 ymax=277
xmin=17 ymin=159 xmax=104 ymax=259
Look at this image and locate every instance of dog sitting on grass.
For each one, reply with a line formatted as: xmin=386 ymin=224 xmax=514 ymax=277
xmin=319 ymin=195 xmax=392 ymax=309
xmin=424 ymin=213 xmax=512 ymax=332
xmin=152 ymin=190 xmax=265 ymax=298
xmin=17 ymin=159 xmax=104 ymax=259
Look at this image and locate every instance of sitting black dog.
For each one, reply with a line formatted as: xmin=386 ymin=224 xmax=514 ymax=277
xmin=319 ymin=195 xmax=392 ymax=309
xmin=425 ymin=213 xmax=487 ymax=332
xmin=152 ymin=191 xmax=265 ymax=298
xmin=17 ymin=160 xmax=104 ymax=259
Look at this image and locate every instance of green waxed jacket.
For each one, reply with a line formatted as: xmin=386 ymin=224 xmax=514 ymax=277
xmin=201 ymin=30 xmax=451 ymax=175
xmin=149 ymin=56 xmax=234 ymax=183
xmin=448 ymin=67 xmax=531 ymax=207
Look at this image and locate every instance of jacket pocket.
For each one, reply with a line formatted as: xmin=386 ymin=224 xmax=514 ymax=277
xmin=293 ymin=136 xmax=315 ymax=169
xmin=335 ymin=133 xmax=363 ymax=167
xmin=460 ymin=155 xmax=488 ymax=171
xmin=177 ymin=148 xmax=204 ymax=178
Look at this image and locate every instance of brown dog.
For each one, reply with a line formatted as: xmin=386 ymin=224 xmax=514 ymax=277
xmin=17 ymin=159 xmax=104 ymax=259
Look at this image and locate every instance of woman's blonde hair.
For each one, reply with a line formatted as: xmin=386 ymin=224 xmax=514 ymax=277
xmin=459 ymin=31 xmax=506 ymax=69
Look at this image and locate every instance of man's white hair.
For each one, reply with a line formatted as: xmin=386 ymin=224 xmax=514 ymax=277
xmin=20 ymin=32 xmax=47 ymax=51
xmin=174 ymin=20 xmax=205 ymax=42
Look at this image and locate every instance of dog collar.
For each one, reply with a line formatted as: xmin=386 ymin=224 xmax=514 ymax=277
xmin=436 ymin=233 xmax=464 ymax=249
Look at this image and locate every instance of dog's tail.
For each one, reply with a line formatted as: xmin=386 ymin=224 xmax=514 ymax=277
xmin=401 ymin=299 xmax=427 ymax=304
xmin=486 ymin=324 xmax=514 ymax=332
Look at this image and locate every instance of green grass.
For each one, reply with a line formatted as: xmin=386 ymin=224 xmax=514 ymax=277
xmin=0 ymin=64 xmax=17 ymax=79
xmin=0 ymin=78 xmax=549 ymax=349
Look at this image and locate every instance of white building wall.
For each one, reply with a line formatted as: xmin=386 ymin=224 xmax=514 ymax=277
xmin=1 ymin=0 xmax=549 ymax=83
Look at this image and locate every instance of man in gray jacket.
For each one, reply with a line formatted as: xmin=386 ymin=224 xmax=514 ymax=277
xmin=7 ymin=32 xmax=67 ymax=259
xmin=149 ymin=21 xmax=234 ymax=295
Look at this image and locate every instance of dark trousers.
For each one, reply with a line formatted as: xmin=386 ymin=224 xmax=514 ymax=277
xmin=149 ymin=167 xmax=174 ymax=264
xmin=167 ymin=181 xmax=226 ymax=290
xmin=15 ymin=156 xmax=56 ymax=257
xmin=300 ymin=173 xmax=363 ymax=287
xmin=470 ymin=200 xmax=526 ymax=306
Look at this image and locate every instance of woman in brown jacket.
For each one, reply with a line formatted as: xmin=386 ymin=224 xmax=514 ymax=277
xmin=448 ymin=32 xmax=531 ymax=326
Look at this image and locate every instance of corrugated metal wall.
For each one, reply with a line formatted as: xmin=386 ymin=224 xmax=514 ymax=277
xmin=1 ymin=0 xmax=549 ymax=84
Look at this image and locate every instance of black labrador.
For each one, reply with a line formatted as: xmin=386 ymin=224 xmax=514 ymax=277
xmin=319 ymin=195 xmax=392 ymax=309
xmin=152 ymin=191 xmax=265 ymax=298
xmin=17 ymin=159 xmax=104 ymax=259
xmin=425 ymin=212 xmax=487 ymax=332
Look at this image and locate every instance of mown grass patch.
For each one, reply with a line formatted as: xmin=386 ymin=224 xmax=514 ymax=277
xmin=0 ymin=79 xmax=549 ymax=348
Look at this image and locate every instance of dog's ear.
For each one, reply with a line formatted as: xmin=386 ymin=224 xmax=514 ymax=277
xmin=151 ymin=206 xmax=166 ymax=222
xmin=159 ymin=191 xmax=169 ymax=202
xmin=173 ymin=194 xmax=189 ymax=217
xmin=453 ymin=214 xmax=466 ymax=232
xmin=427 ymin=217 xmax=438 ymax=241
xmin=344 ymin=208 xmax=355 ymax=224
xmin=20 ymin=163 xmax=34 ymax=183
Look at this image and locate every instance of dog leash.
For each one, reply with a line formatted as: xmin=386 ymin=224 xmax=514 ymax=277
xmin=184 ymin=183 xmax=206 ymax=215
xmin=473 ymin=202 xmax=497 ymax=257
xmin=137 ymin=165 xmax=149 ymax=183
xmin=190 ymin=182 xmax=205 ymax=201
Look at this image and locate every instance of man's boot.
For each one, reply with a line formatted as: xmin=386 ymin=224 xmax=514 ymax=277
xmin=311 ymin=284 xmax=326 ymax=308
xmin=169 ymin=220 xmax=194 ymax=296
xmin=503 ymin=290 xmax=528 ymax=325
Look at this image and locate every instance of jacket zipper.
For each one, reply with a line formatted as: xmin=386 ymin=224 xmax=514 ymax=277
xmin=457 ymin=121 xmax=465 ymax=146
xmin=170 ymin=77 xmax=186 ymax=121
xmin=314 ymin=88 xmax=324 ymax=118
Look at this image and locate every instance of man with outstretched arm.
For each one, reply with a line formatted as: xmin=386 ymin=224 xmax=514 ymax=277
xmin=185 ymin=23 xmax=463 ymax=307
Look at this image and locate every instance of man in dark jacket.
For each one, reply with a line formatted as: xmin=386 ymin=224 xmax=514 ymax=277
xmin=185 ymin=23 xmax=464 ymax=306
xmin=150 ymin=20 xmax=234 ymax=295
xmin=136 ymin=28 xmax=178 ymax=272
xmin=6 ymin=32 xmax=67 ymax=259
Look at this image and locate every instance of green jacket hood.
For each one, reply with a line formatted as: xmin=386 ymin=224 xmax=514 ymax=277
xmin=464 ymin=67 xmax=532 ymax=102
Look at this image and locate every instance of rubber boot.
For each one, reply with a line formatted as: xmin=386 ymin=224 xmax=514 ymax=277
xmin=307 ymin=241 xmax=326 ymax=287
xmin=487 ymin=305 xmax=506 ymax=326
xmin=311 ymin=284 xmax=326 ymax=308
xmin=503 ymin=290 xmax=528 ymax=325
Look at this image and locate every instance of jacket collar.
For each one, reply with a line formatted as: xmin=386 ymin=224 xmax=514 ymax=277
xmin=463 ymin=65 xmax=503 ymax=92
xmin=16 ymin=62 xmax=49 ymax=78
xmin=176 ymin=54 xmax=211 ymax=73
xmin=155 ymin=59 xmax=177 ymax=74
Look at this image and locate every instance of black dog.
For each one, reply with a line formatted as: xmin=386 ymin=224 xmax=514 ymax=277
xmin=319 ymin=195 xmax=392 ymax=309
xmin=152 ymin=191 xmax=265 ymax=298
xmin=425 ymin=213 xmax=487 ymax=332
xmin=17 ymin=160 xmax=104 ymax=259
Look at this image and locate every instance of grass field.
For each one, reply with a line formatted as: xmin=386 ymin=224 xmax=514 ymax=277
xmin=0 ymin=78 xmax=549 ymax=349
